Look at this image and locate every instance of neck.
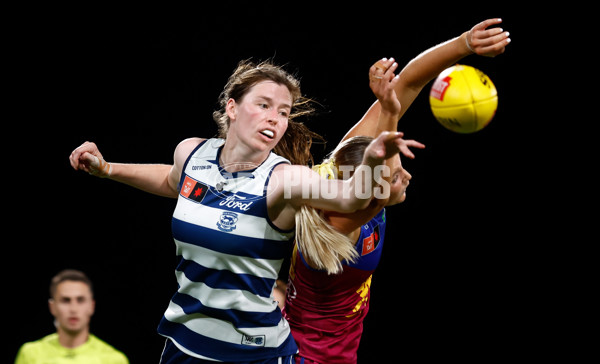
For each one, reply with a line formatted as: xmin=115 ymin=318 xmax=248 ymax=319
xmin=220 ymin=140 xmax=270 ymax=173
xmin=347 ymin=228 xmax=361 ymax=247
xmin=57 ymin=327 xmax=89 ymax=349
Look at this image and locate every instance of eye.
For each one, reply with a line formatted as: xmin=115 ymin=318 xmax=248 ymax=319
xmin=392 ymin=173 xmax=399 ymax=184
xmin=279 ymin=110 xmax=289 ymax=118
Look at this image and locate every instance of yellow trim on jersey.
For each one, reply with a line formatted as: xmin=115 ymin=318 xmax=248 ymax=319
xmin=346 ymin=274 xmax=372 ymax=318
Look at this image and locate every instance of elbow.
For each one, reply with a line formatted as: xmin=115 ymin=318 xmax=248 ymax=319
xmin=345 ymin=196 xmax=372 ymax=213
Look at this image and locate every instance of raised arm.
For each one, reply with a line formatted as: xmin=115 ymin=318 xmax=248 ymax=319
xmin=342 ymin=18 xmax=511 ymax=141
xmin=320 ymin=62 xmax=424 ymax=235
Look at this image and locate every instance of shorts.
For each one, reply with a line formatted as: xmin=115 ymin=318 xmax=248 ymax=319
xmin=160 ymin=339 xmax=295 ymax=364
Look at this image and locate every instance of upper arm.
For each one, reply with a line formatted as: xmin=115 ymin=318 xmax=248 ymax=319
xmin=167 ymin=137 xmax=204 ymax=194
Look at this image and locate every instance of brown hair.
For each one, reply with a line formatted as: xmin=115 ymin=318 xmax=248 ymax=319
xmin=212 ymin=59 xmax=323 ymax=166
xmin=328 ymin=135 xmax=373 ymax=179
xmin=49 ymin=269 xmax=93 ymax=299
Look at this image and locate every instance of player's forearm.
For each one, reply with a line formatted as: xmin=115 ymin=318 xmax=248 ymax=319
xmin=375 ymin=107 xmax=401 ymax=136
xmin=325 ymin=198 xmax=387 ymax=235
xmin=108 ymin=163 xmax=178 ymax=198
xmin=398 ymin=32 xmax=472 ymax=92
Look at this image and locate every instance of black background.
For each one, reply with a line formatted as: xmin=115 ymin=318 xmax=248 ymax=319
xmin=9 ymin=6 xmax=548 ymax=363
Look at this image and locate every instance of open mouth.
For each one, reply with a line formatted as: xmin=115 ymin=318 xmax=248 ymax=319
xmin=260 ymin=130 xmax=274 ymax=139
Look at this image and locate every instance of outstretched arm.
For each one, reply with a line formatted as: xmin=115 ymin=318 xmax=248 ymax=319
xmin=270 ymin=131 xmax=406 ymax=216
xmin=343 ymin=18 xmax=511 ymax=141
xmin=69 ymin=138 xmax=202 ymax=198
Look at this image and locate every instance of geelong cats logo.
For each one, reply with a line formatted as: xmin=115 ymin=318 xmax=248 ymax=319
xmin=217 ymin=211 xmax=238 ymax=232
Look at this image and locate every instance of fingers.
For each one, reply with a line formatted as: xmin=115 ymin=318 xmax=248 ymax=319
xmin=475 ymin=32 xmax=510 ymax=56
xmin=368 ymin=132 xmax=425 ymax=162
xmin=84 ymin=152 xmax=100 ymax=168
xmin=373 ymin=59 xmax=387 ymax=72
xmin=74 ymin=152 xmax=97 ymax=173
xmin=474 ymin=28 xmax=510 ymax=47
xmin=473 ymin=18 xmax=503 ymax=32
xmin=367 ymin=131 xmax=396 ymax=158
xmin=379 ymin=131 xmax=405 ymax=159
xmin=69 ymin=146 xmax=87 ymax=170
xmin=404 ymin=139 xmax=426 ymax=149
xmin=469 ymin=18 xmax=511 ymax=57
xmin=382 ymin=130 xmax=403 ymax=140
xmin=369 ymin=62 xmax=383 ymax=82
xmin=370 ymin=57 xmax=398 ymax=83
xmin=373 ymin=130 xmax=403 ymax=144
xmin=399 ymin=139 xmax=426 ymax=159
xmin=399 ymin=145 xmax=415 ymax=159
xmin=69 ymin=141 xmax=102 ymax=171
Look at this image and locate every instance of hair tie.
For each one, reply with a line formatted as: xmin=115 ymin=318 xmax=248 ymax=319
xmin=312 ymin=158 xmax=337 ymax=180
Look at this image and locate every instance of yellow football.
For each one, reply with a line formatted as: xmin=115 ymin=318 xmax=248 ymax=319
xmin=429 ymin=64 xmax=498 ymax=133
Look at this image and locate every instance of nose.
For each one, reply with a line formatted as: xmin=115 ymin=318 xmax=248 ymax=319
xmin=267 ymin=109 xmax=280 ymax=124
xmin=403 ymin=169 xmax=412 ymax=181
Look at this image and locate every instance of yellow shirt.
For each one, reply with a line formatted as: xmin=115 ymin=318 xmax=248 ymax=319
xmin=15 ymin=333 xmax=129 ymax=364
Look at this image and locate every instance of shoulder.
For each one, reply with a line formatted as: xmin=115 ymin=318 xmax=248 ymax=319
xmin=21 ymin=333 xmax=57 ymax=348
xmin=88 ymin=335 xmax=129 ymax=363
xmin=271 ymin=162 xmax=313 ymax=178
xmin=15 ymin=334 xmax=59 ymax=361
xmin=174 ymin=137 xmax=205 ymax=159
xmin=173 ymin=137 xmax=221 ymax=167
xmin=264 ymin=151 xmax=290 ymax=168
xmin=258 ymin=153 xmax=290 ymax=178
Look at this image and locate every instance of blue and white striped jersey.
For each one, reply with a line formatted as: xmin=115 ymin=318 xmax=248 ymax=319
xmin=157 ymin=138 xmax=297 ymax=361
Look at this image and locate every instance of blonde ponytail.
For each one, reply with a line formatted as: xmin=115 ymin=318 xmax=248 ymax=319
xmin=294 ymin=158 xmax=359 ymax=275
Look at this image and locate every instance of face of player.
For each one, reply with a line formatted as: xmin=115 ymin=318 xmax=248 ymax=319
xmin=226 ymin=80 xmax=292 ymax=154
xmin=49 ymin=281 xmax=95 ymax=336
xmin=386 ymin=154 xmax=412 ymax=206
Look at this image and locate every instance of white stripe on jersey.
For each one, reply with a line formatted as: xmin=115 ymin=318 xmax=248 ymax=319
xmin=164 ymin=300 xmax=292 ymax=348
xmin=175 ymin=239 xmax=280 ymax=279
xmin=174 ymin=270 xmax=275 ymax=312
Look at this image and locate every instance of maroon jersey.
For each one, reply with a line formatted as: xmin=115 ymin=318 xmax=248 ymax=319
xmin=282 ymin=209 xmax=386 ymax=364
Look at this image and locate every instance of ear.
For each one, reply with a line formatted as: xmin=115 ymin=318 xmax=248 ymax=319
xmin=90 ymin=299 xmax=96 ymax=316
xmin=48 ymin=299 xmax=56 ymax=317
xmin=225 ymin=98 xmax=237 ymax=121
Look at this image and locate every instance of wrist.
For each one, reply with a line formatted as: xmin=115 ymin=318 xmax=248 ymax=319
xmin=463 ymin=31 xmax=475 ymax=54
xmin=89 ymin=155 xmax=112 ymax=178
